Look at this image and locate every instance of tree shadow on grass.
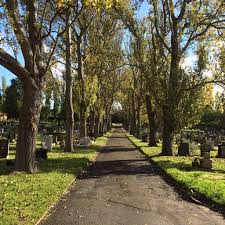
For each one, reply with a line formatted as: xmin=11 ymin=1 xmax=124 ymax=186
xmin=0 ymin=149 xmax=96 ymax=176
xmin=39 ymin=156 xmax=91 ymax=175
xmin=153 ymin=159 xmax=191 ymax=171
xmin=0 ymin=159 xmax=13 ymax=175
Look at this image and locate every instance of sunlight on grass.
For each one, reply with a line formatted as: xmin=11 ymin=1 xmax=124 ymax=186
xmin=0 ymin=135 xmax=108 ymax=225
xmin=127 ymin=134 xmax=225 ymax=205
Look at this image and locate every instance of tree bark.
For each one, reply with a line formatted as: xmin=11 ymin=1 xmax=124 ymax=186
xmin=146 ymin=94 xmax=157 ymax=147
xmin=94 ymin=115 xmax=100 ymax=138
xmin=162 ymin=18 xmax=179 ymax=156
xmin=136 ymin=100 xmax=141 ymax=139
xmin=130 ymin=91 xmax=136 ymax=135
xmin=79 ymin=101 xmax=87 ymax=138
xmin=162 ymin=105 xmax=174 ymax=156
xmin=65 ymin=19 xmax=74 ymax=152
xmin=15 ymin=77 xmax=43 ymax=173
xmin=77 ymin=36 xmax=87 ymax=138
xmin=89 ymin=109 xmax=95 ymax=137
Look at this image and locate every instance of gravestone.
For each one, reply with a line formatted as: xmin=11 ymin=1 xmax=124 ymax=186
xmin=43 ymin=135 xmax=53 ymax=151
xmin=79 ymin=137 xmax=91 ymax=147
xmin=218 ymin=142 xmax=225 ymax=158
xmin=0 ymin=138 xmax=9 ymax=158
xmin=178 ymin=143 xmax=190 ymax=156
xmin=200 ymin=152 xmax=212 ymax=169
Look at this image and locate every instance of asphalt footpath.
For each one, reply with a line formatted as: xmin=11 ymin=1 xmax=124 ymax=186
xmin=40 ymin=128 xmax=225 ymax=225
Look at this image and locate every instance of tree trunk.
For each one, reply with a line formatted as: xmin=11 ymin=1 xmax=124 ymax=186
xmin=89 ymin=109 xmax=95 ymax=137
xmin=77 ymin=36 xmax=87 ymax=138
xmin=94 ymin=115 xmax=100 ymax=138
xmin=146 ymin=95 xmax=157 ymax=147
xmin=161 ymin=19 xmax=180 ymax=156
xmin=130 ymin=92 xmax=136 ymax=135
xmin=136 ymin=102 xmax=141 ymax=139
xmin=65 ymin=15 xmax=74 ymax=152
xmin=162 ymin=106 xmax=174 ymax=156
xmin=15 ymin=78 xmax=43 ymax=173
xmin=79 ymin=101 xmax=87 ymax=138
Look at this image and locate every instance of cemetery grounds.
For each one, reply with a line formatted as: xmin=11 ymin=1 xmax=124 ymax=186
xmin=128 ymin=135 xmax=225 ymax=207
xmin=0 ymin=134 xmax=108 ymax=225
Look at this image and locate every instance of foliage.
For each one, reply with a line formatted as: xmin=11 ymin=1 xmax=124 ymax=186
xmin=2 ymin=79 xmax=23 ymax=119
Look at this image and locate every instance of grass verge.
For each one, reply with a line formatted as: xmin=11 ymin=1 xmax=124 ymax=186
xmin=0 ymin=135 xmax=108 ymax=225
xmin=127 ymin=134 xmax=225 ymax=206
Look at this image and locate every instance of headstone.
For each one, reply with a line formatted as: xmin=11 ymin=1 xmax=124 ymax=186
xmin=79 ymin=137 xmax=91 ymax=147
xmin=0 ymin=138 xmax=9 ymax=158
xmin=218 ymin=142 xmax=225 ymax=158
xmin=178 ymin=143 xmax=190 ymax=156
xmin=43 ymin=135 xmax=53 ymax=151
xmin=200 ymin=152 xmax=212 ymax=169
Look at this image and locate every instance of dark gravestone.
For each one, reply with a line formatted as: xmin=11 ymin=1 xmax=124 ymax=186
xmin=36 ymin=147 xmax=47 ymax=161
xmin=178 ymin=143 xmax=190 ymax=156
xmin=0 ymin=138 xmax=9 ymax=158
xmin=218 ymin=142 xmax=225 ymax=158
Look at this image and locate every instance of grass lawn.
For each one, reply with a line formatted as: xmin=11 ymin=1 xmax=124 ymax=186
xmin=0 ymin=135 xmax=108 ymax=225
xmin=127 ymin=135 xmax=225 ymax=206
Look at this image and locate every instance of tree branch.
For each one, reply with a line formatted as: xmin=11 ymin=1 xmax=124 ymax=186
xmin=0 ymin=48 xmax=29 ymax=80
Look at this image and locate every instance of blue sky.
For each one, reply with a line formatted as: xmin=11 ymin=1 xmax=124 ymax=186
xmin=136 ymin=0 xmax=149 ymax=18
xmin=0 ymin=1 xmax=150 ymax=86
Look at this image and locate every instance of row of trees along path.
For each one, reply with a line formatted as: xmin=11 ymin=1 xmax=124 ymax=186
xmin=0 ymin=0 xmax=224 ymax=173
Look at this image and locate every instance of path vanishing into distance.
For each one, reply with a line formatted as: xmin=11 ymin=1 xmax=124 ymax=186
xmin=41 ymin=129 xmax=225 ymax=225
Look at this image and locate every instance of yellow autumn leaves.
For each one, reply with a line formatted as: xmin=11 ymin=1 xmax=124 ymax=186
xmin=56 ymin=0 xmax=122 ymax=9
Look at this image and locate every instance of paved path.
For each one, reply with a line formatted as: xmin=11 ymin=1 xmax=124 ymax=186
xmin=41 ymin=129 xmax=225 ymax=225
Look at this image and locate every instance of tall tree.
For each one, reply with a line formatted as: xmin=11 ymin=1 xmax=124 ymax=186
xmin=0 ymin=0 xmax=66 ymax=172
xmin=151 ymin=0 xmax=225 ymax=155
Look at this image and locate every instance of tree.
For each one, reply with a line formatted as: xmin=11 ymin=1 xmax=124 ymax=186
xmin=150 ymin=0 xmax=225 ymax=155
xmin=0 ymin=0 xmax=66 ymax=172
xmin=2 ymin=78 xmax=23 ymax=119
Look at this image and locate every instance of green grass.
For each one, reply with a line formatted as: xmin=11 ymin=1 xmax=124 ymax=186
xmin=127 ymin=134 xmax=225 ymax=206
xmin=0 ymin=135 xmax=108 ymax=225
